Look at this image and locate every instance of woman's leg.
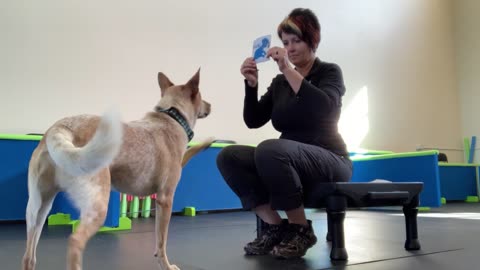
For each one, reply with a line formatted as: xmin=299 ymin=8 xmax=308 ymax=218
xmin=216 ymin=145 xmax=282 ymax=224
xmin=254 ymin=138 xmax=352 ymax=258
xmin=253 ymin=204 xmax=282 ymax=225
xmin=216 ymin=145 xmax=270 ymax=211
xmin=254 ymin=138 xmax=352 ymax=214
xmin=285 ymin=206 xmax=307 ymax=226
xmin=216 ymin=145 xmax=287 ymax=255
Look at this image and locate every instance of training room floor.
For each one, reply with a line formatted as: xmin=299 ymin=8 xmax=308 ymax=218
xmin=1 ymin=202 xmax=479 ymax=270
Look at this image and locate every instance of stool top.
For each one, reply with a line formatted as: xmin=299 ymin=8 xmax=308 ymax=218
xmin=304 ymin=180 xmax=423 ymax=208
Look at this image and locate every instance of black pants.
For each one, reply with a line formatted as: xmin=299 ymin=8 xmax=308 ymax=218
xmin=216 ymin=139 xmax=353 ymax=211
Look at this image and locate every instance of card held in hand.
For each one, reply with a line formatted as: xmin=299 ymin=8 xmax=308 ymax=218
xmin=252 ymin=35 xmax=271 ymax=63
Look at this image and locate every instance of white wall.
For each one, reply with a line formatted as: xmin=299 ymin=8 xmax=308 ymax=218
xmin=0 ymin=0 xmax=464 ymax=161
xmin=454 ymin=0 xmax=480 ymax=163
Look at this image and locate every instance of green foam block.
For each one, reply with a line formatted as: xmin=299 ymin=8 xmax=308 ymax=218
xmin=465 ymin=196 xmax=479 ymax=203
xmin=464 ymin=137 xmax=471 ymax=162
xmin=72 ymin=217 xmax=132 ymax=233
xmin=48 ymin=213 xmax=72 ymax=225
xmin=142 ymin=197 xmax=152 ymax=218
xmin=183 ymin=207 xmax=196 ymax=216
xmin=0 ymin=134 xmax=43 ymax=141
xmin=129 ymin=196 xmax=140 ymax=218
xmin=120 ymin=194 xmax=128 ymax=218
xmin=48 ymin=213 xmax=132 ymax=232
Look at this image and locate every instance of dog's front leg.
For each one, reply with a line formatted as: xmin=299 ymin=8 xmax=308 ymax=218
xmin=154 ymin=186 xmax=180 ymax=270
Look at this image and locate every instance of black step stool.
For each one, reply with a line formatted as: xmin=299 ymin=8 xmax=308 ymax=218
xmin=256 ymin=180 xmax=423 ymax=260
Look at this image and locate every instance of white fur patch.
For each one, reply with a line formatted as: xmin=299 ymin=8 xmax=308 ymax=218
xmin=46 ymin=110 xmax=123 ymax=177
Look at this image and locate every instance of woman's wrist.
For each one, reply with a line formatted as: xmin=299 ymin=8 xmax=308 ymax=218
xmin=282 ymin=66 xmax=304 ymax=93
xmin=279 ymin=62 xmax=293 ymax=74
xmin=247 ymin=80 xmax=258 ymax=88
xmin=280 ymin=65 xmax=296 ymax=77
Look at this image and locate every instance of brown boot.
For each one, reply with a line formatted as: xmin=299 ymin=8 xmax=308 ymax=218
xmin=271 ymin=220 xmax=317 ymax=259
xmin=244 ymin=219 xmax=288 ymax=255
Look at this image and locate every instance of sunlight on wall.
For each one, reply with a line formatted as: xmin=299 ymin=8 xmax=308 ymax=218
xmin=339 ymin=86 xmax=370 ymax=151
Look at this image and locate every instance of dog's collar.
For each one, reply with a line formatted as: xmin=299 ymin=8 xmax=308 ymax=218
xmin=155 ymin=106 xmax=194 ymax=142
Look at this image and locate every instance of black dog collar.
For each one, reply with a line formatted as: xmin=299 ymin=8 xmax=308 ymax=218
xmin=155 ymin=106 xmax=194 ymax=141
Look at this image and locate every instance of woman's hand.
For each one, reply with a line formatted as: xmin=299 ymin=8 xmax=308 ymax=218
xmin=267 ymin=47 xmax=291 ymax=73
xmin=240 ymin=57 xmax=258 ymax=87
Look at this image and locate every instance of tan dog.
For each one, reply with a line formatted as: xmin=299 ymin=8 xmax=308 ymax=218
xmin=22 ymin=69 xmax=212 ymax=270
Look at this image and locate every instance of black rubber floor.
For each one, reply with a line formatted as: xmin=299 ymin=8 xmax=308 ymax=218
xmin=1 ymin=202 xmax=479 ymax=270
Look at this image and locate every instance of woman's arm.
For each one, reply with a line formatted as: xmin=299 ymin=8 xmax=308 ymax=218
xmin=267 ymin=47 xmax=304 ymax=93
xmin=243 ymin=80 xmax=274 ymax=128
xmin=281 ymin=67 xmax=304 ymax=93
xmin=296 ymin=64 xmax=346 ymax=112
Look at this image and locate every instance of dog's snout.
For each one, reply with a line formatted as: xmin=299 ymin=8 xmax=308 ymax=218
xmin=205 ymin=101 xmax=211 ymax=111
xmin=199 ymin=100 xmax=211 ymax=118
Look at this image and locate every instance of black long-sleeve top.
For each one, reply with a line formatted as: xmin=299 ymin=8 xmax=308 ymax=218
xmin=243 ymin=58 xmax=349 ymax=158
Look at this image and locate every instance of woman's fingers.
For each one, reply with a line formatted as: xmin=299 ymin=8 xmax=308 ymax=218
xmin=241 ymin=58 xmax=258 ymax=75
xmin=240 ymin=57 xmax=258 ymax=87
xmin=266 ymin=46 xmax=286 ymax=61
xmin=242 ymin=60 xmax=257 ymax=69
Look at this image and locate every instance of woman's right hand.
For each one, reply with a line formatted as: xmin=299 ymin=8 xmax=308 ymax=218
xmin=240 ymin=57 xmax=258 ymax=87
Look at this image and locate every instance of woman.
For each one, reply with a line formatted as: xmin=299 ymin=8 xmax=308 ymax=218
xmin=216 ymin=8 xmax=352 ymax=259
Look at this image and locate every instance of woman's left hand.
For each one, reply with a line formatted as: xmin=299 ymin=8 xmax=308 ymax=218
xmin=267 ymin=47 xmax=291 ymax=73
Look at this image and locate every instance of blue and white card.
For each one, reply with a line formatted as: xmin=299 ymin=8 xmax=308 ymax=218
xmin=252 ymin=34 xmax=271 ymax=63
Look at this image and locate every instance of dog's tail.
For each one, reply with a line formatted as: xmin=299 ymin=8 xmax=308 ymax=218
xmin=182 ymin=137 xmax=215 ymax=167
xmin=46 ymin=110 xmax=124 ymax=176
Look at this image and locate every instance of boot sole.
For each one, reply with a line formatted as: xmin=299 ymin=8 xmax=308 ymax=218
xmin=270 ymin=238 xmax=318 ymax=259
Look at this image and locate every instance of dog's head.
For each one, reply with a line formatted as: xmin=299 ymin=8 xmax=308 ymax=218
xmin=156 ymin=69 xmax=211 ymax=124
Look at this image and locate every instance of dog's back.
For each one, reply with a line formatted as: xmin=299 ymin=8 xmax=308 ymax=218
xmin=44 ymin=112 xmax=123 ymax=177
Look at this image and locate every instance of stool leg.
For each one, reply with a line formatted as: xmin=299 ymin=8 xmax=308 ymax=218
xmin=403 ymin=205 xmax=421 ymax=250
xmin=326 ymin=210 xmax=333 ymax=242
xmin=327 ymin=195 xmax=348 ymax=261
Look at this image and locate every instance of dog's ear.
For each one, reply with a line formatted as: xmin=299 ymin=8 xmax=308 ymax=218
xmin=185 ymin=68 xmax=200 ymax=97
xmin=158 ymin=72 xmax=174 ymax=96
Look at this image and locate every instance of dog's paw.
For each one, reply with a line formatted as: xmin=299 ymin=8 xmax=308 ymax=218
xmin=22 ymin=256 xmax=36 ymax=270
xmin=169 ymin=264 xmax=180 ymax=270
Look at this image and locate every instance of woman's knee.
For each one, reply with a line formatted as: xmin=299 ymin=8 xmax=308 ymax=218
xmin=216 ymin=145 xmax=253 ymax=172
xmin=216 ymin=145 xmax=236 ymax=169
xmin=255 ymin=139 xmax=290 ymax=164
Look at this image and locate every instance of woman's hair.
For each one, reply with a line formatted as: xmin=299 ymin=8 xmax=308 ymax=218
xmin=277 ymin=8 xmax=321 ymax=50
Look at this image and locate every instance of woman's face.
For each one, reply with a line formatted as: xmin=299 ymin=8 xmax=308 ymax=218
xmin=281 ymin=32 xmax=314 ymax=67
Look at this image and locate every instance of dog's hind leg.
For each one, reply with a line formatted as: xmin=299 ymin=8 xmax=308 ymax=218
xmin=65 ymin=169 xmax=111 ymax=270
xmin=22 ymin=170 xmax=58 ymax=270
xmin=154 ymin=168 xmax=181 ymax=270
